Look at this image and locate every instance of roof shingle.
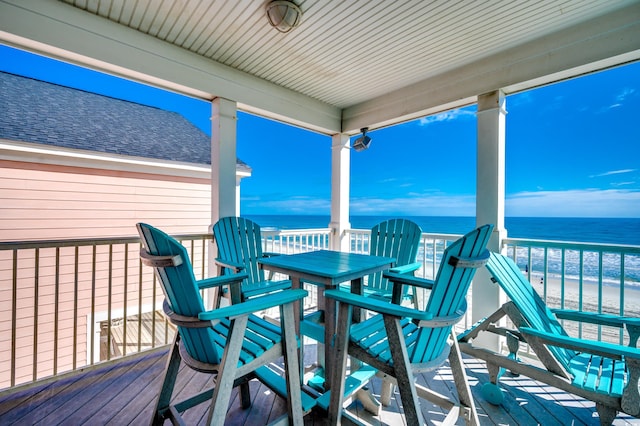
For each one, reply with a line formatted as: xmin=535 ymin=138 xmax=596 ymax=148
xmin=0 ymin=71 xmax=250 ymax=172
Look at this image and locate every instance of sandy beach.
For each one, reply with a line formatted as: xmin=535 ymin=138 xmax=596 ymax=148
xmin=529 ymin=273 xmax=640 ymax=345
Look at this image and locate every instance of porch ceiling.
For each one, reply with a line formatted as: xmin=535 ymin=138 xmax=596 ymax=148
xmin=1 ymin=0 xmax=639 ymax=134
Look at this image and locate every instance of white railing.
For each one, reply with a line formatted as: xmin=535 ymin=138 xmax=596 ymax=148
xmin=262 ymin=228 xmax=331 ymax=254
xmin=2 ymin=227 xmax=639 ymax=394
xmin=502 ymin=237 xmax=640 ymax=346
xmin=0 ymin=234 xmax=210 ymax=392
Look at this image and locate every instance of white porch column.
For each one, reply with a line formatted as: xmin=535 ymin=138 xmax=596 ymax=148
xmin=329 ymin=133 xmax=351 ymax=251
xmin=210 ymin=97 xmax=237 ymax=281
xmin=474 ymin=90 xmax=508 ymax=351
xmin=211 ymin=97 xmax=238 ymax=222
xmin=236 ymin=176 xmax=242 ymax=216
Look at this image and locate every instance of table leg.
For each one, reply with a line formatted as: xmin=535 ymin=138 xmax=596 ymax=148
xmin=323 ymin=284 xmax=335 ymax=391
xmin=290 ymin=276 xmax=304 ymax=383
xmin=349 ymin=277 xmax=381 ymax=415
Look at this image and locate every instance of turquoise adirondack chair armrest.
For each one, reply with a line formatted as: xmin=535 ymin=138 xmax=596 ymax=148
xmin=388 ymin=261 xmax=421 ymax=275
xmin=520 ymin=326 xmax=640 ymax=360
xmin=214 ymin=257 xmax=245 ymax=273
xmin=196 ymin=272 xmax=248 ymax=290
xmin=551 ymin=310 xmax=640 ymax=347
xmin=384 ymin=271 xmax=435 ymax=290
xmin=199 ymin=289 xmax=308 ymax=321
xmin=552 ymin=309 xmax=640 ymax=329
xmin=325 ymin=289 xmax=433 ymax=321
xmin=263 ymin=252 xmax=281 ymax=258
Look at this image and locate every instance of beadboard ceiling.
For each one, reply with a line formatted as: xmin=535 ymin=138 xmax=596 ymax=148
xmin=2 ymin=0 xmax=639 ymax=133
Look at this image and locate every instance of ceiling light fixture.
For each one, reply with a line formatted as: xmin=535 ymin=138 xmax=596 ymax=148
xmin=352 ymin=128 xmax=372 ymax=152
xmin=266 ymin=1 xmax=303 ymax=33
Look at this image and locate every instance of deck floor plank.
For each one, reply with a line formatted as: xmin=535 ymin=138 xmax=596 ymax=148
xmin=1 ymin=347 xmax=639 ymax=425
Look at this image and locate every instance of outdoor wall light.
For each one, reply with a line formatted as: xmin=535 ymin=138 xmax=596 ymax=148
xmin=352 ymin=127 xmax=372 ymax=152
xmin=266 ymin=1 xmax=303 ymax=33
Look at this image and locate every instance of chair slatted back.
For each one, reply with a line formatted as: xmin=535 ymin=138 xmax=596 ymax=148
xmin=213 ymin=217 xmax=266 ymax=286
xmin=368 ymin=219 xmax=422 ymax=294
xmin=411 ymin=224 xmax=493 ymax=363
xmin=137 ymin=223 xmax=222 ymax=365
xmin=485 ymin=253 xmax=576 ymax=370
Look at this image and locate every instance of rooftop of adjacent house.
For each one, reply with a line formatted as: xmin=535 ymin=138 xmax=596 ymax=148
xmin=0 ymin=71 xmax=250 ymax=173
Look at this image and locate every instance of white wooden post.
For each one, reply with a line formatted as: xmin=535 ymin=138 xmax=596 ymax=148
xmin=474 ymin=90 xmax=508 ymax=351
xmin=210 ymin=97 xmax=237 ymax=283
xmin=211 ymin=97 xmax=238 ymax=223
xmin=329 ymin=133 xmax=351 ymax=251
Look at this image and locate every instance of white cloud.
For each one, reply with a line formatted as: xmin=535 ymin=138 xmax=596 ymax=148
xmin=607 ymin=87 xmax=636 ymax=110
xmin=242 ymin=196 xmax=330 ymax=214
xmin=506 ymin=189 xmax=640 ymax=218
xmin=418 ymin=109 xmax=475 ymax=126
xmin=590 ymin=169 xmax=636 ymax=178
xmin=244 ymin=189 xmax=640 ymax=218
xmin=616 ymin=87 xmax=635 ymax=102
xmin=611 ymin=182 xmax=635 ymax=187
xmin=350 ymin=194 xmax=476 ymax=216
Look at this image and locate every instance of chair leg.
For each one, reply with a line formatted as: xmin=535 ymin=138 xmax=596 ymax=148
xmin=379 ymin=380 xmax=394 ymax=406
xmin=384 ymin=315 xmax=424 ymax=425
xmin=207 ymin=316 xmax=249 ymax=426
xmin=281 ymin=302 xmax=304 ymax=425
xmin=150 ymin=335 xmax=182 ymax=426
xmin=448 ymin=332 xmax=479 ymax=426
xmin=328 ymin=302 xmax=353 ymax=425
xmin=595 ymin=403 xmax=617 ymax=426
xmin=239 ymin=382 xmax=251 ymax=409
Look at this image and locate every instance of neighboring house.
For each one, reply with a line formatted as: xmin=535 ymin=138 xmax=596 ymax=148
xmin=0 ymin=71 xmax=251 ymax=240
xmin=0 ymin=71 xmax=253 ymax=375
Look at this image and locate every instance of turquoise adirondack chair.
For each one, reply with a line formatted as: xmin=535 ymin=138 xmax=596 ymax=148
xmin=325 ymin=224 xmax=493 ymax=425
xmin=137 ymin=223 xmax=314 ymax=426
xmin=212 ymin=216 xmax=291 ymax=302
xmin=459 ymin=252 xmax=640 ymax=425
xmin=341 ymin=218 xmax=422 ymax=304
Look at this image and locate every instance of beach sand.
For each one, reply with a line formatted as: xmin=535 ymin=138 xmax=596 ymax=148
xmin=528 ymin=273 xmax=640 ymax=345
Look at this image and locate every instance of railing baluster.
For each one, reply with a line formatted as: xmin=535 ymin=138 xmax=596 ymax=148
xmin=90 ymin=245 xmax=97 ymax=365
xmin=620 ymin=254 xmax=626 ymax=345
xmin=33 ymin=248 xmax=39 ymax=382
xmin=138 ymin=251 xmax=143 ymax=354
xmin=73 ymin=246 xmax=79 ymax=371
xmin=54 ymin=247 xmax=60 ymax=376
xmin=11 ymin=249 xmax=17 ymax=387
xmin=107 ymin=244 xmax=113 ymax=361
xmin=123 ymin=243 xmax=128 ymax=357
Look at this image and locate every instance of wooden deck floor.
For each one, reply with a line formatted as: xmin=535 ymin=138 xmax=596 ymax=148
xmin=1 ymin=345 xmax=638 ymax=426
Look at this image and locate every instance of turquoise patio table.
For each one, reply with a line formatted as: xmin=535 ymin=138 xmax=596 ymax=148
xmin=258 ymin=249 xmax=395 ymax=396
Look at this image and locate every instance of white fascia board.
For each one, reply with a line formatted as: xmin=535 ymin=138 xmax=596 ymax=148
xmin=342 ymin=3 xmax=640 ymax=133
xmin=0 ymin=0 xmax=341 ymax=135
xmin=0 ymin=139 xmax=216 ymax=179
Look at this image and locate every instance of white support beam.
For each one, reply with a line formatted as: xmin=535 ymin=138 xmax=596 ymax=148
xmin=474 ymin=90 xmax=508 ymax=352
xmin=0 ymin=0 xmax=341 ymax=135
xmin=342 ymin=4 xmax=640 ymax=133
xmin=329 ymin=133 xmax=351 ymax=251
xmin=211 ymin=97 xmax=238 ymax=223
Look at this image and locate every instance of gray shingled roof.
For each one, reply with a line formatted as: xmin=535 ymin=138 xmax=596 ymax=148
xmin=0 ymin=71 xmax=250 ymax=173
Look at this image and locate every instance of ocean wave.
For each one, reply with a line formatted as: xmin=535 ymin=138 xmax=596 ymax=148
xmin=413 ymin=244 xmax=640 ymax=286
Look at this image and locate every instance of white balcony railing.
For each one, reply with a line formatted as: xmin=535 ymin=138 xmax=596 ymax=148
xmin=1 ymin=228 xmax=638 ymax=394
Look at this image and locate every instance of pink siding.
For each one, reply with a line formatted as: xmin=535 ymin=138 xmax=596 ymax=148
xmin=0 ymin=160 xmax=213 ymax=387
xmin=0 ymin=160 xmax=213 ymax=240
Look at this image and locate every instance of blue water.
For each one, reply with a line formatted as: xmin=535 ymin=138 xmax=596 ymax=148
xmin=245 ymin=215 xmax=640 ymax=286
xmin=245 ymin=215 xmax=640 ymax=246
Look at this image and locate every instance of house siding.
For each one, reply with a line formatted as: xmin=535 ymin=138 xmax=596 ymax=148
xmin=0 ymin=160 xmax=213 ymax=240
xmin=0 ymin=160 xmax=214 ymax=387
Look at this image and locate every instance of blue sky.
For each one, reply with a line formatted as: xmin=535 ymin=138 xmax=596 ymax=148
xmin=2 ymin=45 xmax=639 ymax=218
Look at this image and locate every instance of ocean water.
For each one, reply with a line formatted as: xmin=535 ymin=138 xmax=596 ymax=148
xmin=246 ymin=215 xmax=640 ymax=245
xmin=245 ymin=215 xmax=640 ymax=286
